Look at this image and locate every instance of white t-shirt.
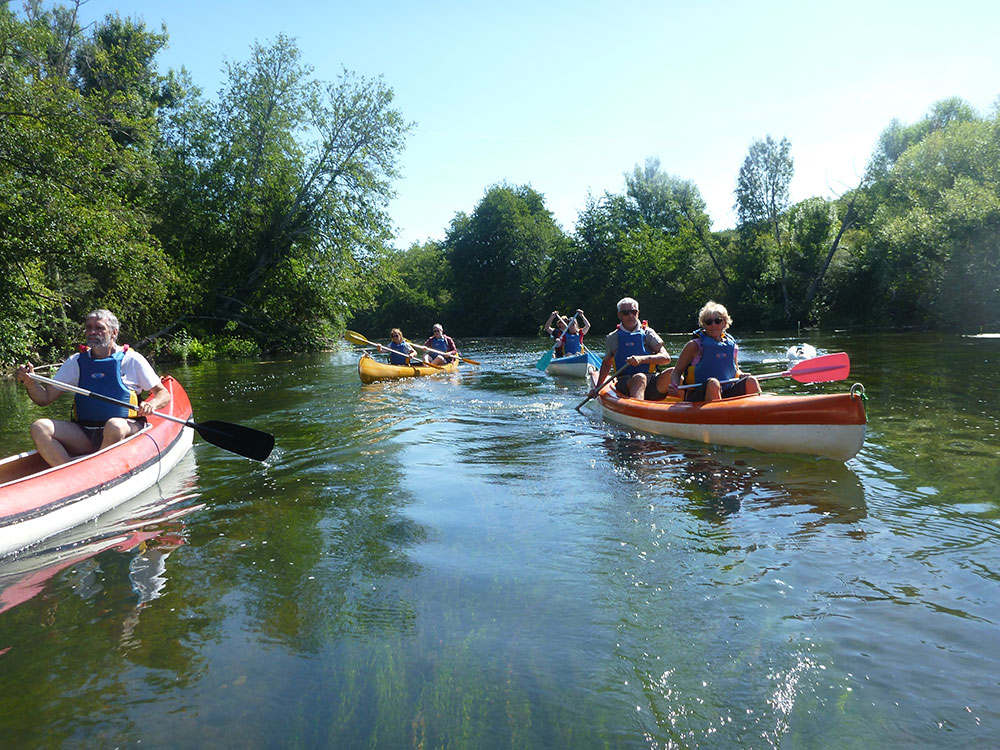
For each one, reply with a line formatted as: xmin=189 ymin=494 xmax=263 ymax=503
xmin=53 ymin=347 xmax=162 ymax=393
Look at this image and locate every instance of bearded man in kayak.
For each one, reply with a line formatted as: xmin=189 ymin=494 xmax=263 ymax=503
xmin=15 ymin=309 xmax=171 ymax=467
xmin=588 ymin=297 xmax=672 ymax=400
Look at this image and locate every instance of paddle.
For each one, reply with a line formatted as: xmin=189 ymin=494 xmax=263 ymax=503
xmin=343 ymin=330 xmax=444 ymax=370
xmin=575 ymin=364 xmax=619 ymax=411
xmin=405 ymin=338 xmax=480 ymax=365
xmin=27 ymin=372 xmax=275 ymax=462
xmin=677 ymin=351 xmax=851 ymax=389
xmin=536 ymin=313 xmax=576 ymax=372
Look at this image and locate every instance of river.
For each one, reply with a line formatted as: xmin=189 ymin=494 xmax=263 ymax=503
xmin=1 ymin=331 xmax=998 ymax=748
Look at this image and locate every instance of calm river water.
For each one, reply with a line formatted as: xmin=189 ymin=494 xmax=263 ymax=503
xmin=1 ymin=331 xmax=998 ymax=748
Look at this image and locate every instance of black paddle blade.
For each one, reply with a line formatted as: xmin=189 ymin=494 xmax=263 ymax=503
xmin=191 ymin=420 xmax=275 ymax=461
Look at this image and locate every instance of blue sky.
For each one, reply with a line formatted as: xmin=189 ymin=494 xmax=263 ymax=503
xmin=76 ymin=0 xmax=1000 ymax=248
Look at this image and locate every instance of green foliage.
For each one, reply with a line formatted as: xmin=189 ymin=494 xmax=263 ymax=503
xmin=847 ymin=100 xmax=1000 ymax=329
xmin=445 ymin=183 xmax=568 ymax=335
xmin=153 ymin=35 xmax=412 ymax=351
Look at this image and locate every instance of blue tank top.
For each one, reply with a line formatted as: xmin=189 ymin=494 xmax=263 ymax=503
xmin=692 ymin=331 xmax=738 ymax=383
xmin=614 ymin=325 xmax=652 ymax=379
xmin=561 ymin=331 xmax=582 ymax=355
xmin=388 ymin=341 xmax=412 ymax=365
xmin=73 ymin=348 xmax=139 ymax=424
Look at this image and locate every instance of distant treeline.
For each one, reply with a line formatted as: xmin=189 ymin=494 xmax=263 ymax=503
xmin=2 ymin=3 xmax=410 ymax=364
xmin=3 ymin=6 xmax=998 ymax=370
xmin=353 ymin=100 xmax=1000 ymax=339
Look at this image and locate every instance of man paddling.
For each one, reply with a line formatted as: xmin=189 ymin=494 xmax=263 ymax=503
xmin=588 ymin=297 xmax=672 ymax=401
xmin=422 ymin=323 xmax=459 ymax=366
xmin=15 ymin=309 xmax=170 ymax=466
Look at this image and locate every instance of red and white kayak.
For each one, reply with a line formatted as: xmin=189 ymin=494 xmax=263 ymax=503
xmin=586 ymin=367 xmax=867 ymax=461
xmin=0 ymin=375 xmax=194 ymax=558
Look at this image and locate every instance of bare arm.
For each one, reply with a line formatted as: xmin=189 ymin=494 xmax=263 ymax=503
xmin=15 ymin=364 xmax=64 ymax=406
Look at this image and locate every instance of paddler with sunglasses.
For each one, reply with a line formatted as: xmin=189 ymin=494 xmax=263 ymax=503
xmin=588 ymin=297 xmax=672 ymax=401
xmin=666 ymin=300 xmax=761 ymax=402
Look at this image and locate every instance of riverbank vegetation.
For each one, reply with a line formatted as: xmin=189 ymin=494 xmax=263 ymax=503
xmin=3 ymin=4 xmax=998 ymax=367
xmin=358 ymin=99 xmax=1000 ymax=337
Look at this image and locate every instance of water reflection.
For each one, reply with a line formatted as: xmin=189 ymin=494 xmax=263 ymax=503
xmin=598 ymin=431 xmax=867 ymax=528
xmin=0 ymin=452 xmax=203 ymax=671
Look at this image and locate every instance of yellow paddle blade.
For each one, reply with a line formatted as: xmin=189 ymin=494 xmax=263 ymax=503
xmin=344 ymin=330 xmax=373 ymax=347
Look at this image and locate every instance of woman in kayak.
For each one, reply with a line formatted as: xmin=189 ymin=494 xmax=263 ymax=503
xmin=376 ymin=328 xmax=419 ymax=365
xmin=666 ymin=301 xmax=760 ymax=402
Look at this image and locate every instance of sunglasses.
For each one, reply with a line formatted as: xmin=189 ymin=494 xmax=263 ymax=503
xmin=702 ymin=317 xmax=725 ymax=325
xmin=619 ymin=308 xmax=638 ymax=316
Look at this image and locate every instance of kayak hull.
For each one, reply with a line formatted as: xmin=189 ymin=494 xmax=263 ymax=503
xmin=358 ymin=354 xmax=459 ymax=384
xmin=0 ymin=376 xmax=195 ymax=558
xmin=587 ymin=367 xmax=866 ymax=461
xmin=543 ymin=349 xmax=603 ymax=377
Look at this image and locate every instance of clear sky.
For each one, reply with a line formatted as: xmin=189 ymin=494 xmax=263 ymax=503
xmin=75 ymin=0 xmax=1000 ymax=248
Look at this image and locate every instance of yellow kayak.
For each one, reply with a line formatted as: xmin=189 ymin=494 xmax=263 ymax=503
xmin=357 ymin=353 xmax=459 ymax=384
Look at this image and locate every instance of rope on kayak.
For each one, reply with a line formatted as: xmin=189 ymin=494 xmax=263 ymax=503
xmin=850 ymin=382 xmax=868 ymax=418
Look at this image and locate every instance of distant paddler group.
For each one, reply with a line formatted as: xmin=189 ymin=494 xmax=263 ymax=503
xmin=345 ymin=323 xmax=479 ymax=384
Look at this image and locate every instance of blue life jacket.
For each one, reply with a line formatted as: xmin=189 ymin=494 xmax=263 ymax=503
xmin=692 ymin=330 xmax=738 ymax=383
xmin=427 ymin=336 xmax=453 ymax=362
xmin=614 ymin=324 xmax=655 ymax=379
xmin=561 ymin=331 xmax=582 ymax=355
xmin=73 ymin=348 xmax=139 ymax=424
xmin=388 ymin=341 xmax=412 ymax=365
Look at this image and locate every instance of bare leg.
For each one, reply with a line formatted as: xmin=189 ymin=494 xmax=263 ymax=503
xmin=704 ymin=378 xmax=722 ymax=402
xmin=655 ymin=367 xmax=674 ymax=396
xmin=100 ymin=417 xmax=142 ymax=450
xmin=745 ymin=376 xmax=761 ymax=396
xmin=628 ymin=373 xmax=648 ymax=400
xmin=30 ymin=419 xmax=93 ymax=467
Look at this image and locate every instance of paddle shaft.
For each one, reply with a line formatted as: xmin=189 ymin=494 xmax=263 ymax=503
xmin=677 ymin=352 xmax=850 ymax=389
xmin=575 ymin=364 xmax=619 ymax=411
xmin=27 ymin=372 xmax=275 ymax=461
xmin=406 ymin=339 xmax=479 ymax=365
xmin=29 ymin=372 xmax=188 ymax=426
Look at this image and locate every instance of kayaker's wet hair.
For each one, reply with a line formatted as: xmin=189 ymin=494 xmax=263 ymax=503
xmin=698 ymin=301 xmax=731 ymax=327
xmin=87 ymin=309 xmax=120 ymax=333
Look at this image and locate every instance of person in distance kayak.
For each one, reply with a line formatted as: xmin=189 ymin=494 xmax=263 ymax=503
xmin=666 ymin=301 xmax=761 ymax=402
xmin=542 ymin=309 xmax=591 ymax=358
xmin=589 ymin=297 xmax=672 ymax=400
xmin=422 ymin=323 xmax=459 ymax=366
xmin=15 ymin=309 xmax=171 ymax=466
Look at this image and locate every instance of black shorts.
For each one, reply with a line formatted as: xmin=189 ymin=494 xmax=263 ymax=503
xmin=75 ymin=418 xmax=146 ymax=450
xmin=615 ymin=370 xmax=669 ymax=400
xmin=684 ymin=375 xmax=752 ymax=402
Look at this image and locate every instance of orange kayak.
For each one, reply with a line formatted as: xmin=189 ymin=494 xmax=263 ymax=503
xmin=587 ymin=367 xmax=867 ymax=461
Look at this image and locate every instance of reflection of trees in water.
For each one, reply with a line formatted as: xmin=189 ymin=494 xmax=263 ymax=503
xmin=600 ymin=432 xmax=867 ymax=528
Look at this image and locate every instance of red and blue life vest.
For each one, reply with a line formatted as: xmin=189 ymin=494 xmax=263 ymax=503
xmin=560 ymin=331 xmax=582 ymax=356
xmin=614 ymin=323 xmax=655 ymax=379
xmin=73 ymin=347 xmax=138 ymax=424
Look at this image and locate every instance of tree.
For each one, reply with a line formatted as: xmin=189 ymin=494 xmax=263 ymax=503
xmin=735 ymin=136 xmax=794 ymax=320
xmin=153 ymin=35 xmax=412 ymax=350
xmin=0 ymin=5 xmax=176 ymax=362
xmin=446 ymin=184 xmax=567 ymax=335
